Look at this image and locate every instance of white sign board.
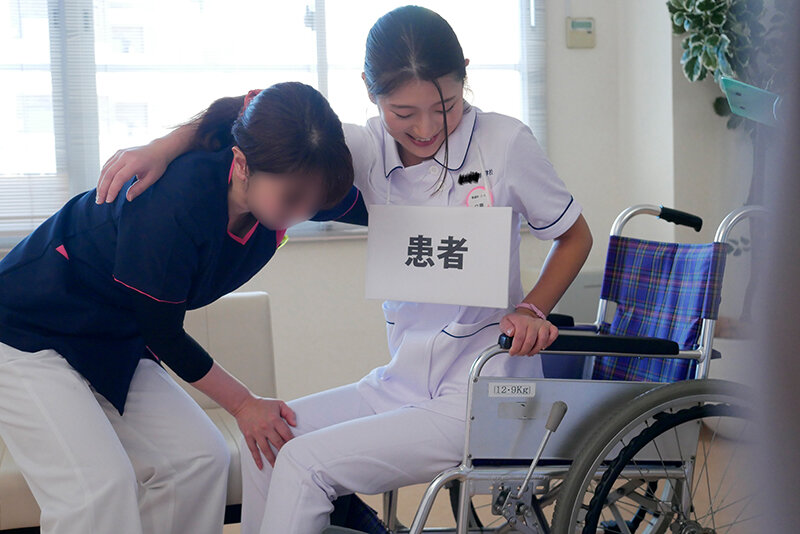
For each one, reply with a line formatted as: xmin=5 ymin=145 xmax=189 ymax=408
xmin=365 ymin=205 xmax=512 ymax=308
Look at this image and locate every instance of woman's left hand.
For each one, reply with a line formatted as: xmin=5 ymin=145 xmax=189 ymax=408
xmin=499 ymin=310 xmax=558 ymax=356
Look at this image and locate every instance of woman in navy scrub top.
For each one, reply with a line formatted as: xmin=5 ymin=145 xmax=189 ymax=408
xmin=0 ymin=82 xmax=366 ymax=534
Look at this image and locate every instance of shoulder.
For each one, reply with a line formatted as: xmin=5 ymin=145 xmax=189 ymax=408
xmin=473 ymin=109 xmax=543 ymax=153
xmin=117 ymin=147 xmax=231 ymax=239
xmin=343 ymin=121 xmax=383 ymax=154
xmin=163 ymin=147 xmax=231 ymax=196
xmin=139 ymin=147 xmax=230 ymax=212
xmin=343 ymin=121 xmax=385 ymax=194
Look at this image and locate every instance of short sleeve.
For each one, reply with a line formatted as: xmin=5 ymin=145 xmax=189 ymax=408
xmin=113 ymin=187 xmax=199 ymax=304
xmin=502 ymin=124 xmax=582 ymax=241
xmin=343 ymin=123 xmax=378 ymax=194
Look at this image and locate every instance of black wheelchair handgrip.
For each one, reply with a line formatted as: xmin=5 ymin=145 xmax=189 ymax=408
xmin=659 ymin=206 xmax=703 ymax=232
xmin=497 ymin=332 xmax=680 ymax=356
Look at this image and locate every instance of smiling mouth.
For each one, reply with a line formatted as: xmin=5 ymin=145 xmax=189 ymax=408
xmin=407 ymin=132 xmax=439 ymax=147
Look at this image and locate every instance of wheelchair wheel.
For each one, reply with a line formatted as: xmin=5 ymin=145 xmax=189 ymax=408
xmin=551 ymin=379 xmax=754 ymax=534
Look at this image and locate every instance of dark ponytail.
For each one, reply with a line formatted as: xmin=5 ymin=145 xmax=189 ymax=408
xmin=187 ymin=83 xmax=353 ymax=210
xmin=364 ymin=6 xmax=467 ymax=193
xmin=188 ymin=95 xmax=246 ymax=152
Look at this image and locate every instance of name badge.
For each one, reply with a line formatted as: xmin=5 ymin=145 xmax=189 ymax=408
xmin=365 ymin=205 xmax=512 ymax=308
xmin=466 ymin=186 xmax=493 ymax=208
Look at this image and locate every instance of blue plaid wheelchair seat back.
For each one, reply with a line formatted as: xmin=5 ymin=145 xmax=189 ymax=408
xmin=592 ymin=235 xmax=727 ymax=382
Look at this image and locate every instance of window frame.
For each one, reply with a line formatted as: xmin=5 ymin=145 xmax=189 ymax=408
xmin=1 ymin=0 xmax=546 ymax=249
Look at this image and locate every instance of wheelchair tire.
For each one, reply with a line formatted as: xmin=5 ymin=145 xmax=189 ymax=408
xmin=550 ymin=379 xmax=753 ymax=534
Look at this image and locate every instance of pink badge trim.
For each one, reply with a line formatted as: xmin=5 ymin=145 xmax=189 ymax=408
xmin=55 ymin=245 xmax=69 ymax=260
xmin=465 ymin=186 xmax=493 ymax=207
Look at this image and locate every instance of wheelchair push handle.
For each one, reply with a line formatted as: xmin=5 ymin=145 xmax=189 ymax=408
xmin=659 ymin=206 xmax=703 ymax=232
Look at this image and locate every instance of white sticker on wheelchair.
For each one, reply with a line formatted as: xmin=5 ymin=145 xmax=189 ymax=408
xmin=488 ymin=382 xmax=536 ymax=398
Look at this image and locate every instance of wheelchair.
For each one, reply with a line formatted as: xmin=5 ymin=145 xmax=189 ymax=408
xmin=326 ymin=203 xmax=763 ymax=534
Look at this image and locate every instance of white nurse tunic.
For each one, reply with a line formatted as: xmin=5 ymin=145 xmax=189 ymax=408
xmin=344 ymin=105 xmax=583 ymax=420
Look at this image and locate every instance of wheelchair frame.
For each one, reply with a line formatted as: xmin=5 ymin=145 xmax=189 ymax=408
xmin=398 ymin=204 xmax=765 ymax=534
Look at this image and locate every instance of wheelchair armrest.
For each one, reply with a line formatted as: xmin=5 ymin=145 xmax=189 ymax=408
xmin=546 ymin=313 xmax=575 ymax=327
xmin=498 ymin=332 xmax=680 ymax=356
xmin=546 ymin=314 xmax=598 ymax=331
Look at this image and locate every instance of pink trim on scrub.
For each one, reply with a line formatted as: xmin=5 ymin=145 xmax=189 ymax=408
xmin=227 ymin=223 xmax=258 ymax=245
xmin=226 ymin=159 xmax=259 ymax=245
xmin=145 ymin=346 xmax=160 ymax=361
xmin=276 ymin=229 xmax=287 ymax=248
xmin=55 ymin=245 xmax=69 ymax=260
xmin=334 ymin=190 xmax=361 ymax=220
xmin=113 ymin=277 xmax=187 ymax=304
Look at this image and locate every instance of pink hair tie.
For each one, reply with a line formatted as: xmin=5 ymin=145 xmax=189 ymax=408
xmin=515 ymin=302 xmax=547 ymax=321
xmin=239 ymin=89 xmax=262 ymax=117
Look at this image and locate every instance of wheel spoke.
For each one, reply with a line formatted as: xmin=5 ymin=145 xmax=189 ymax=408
xmin=694 ymin=494 xmax=752 ymax=522
xmin=645 ymin=419 xmax=692 ymax=524
xmin=709 ymin=418 xmax=749 ymax=507
xmin=700 ymin=436 xmax=717 ymax=530
xmin=712 ymin=419 xmax=751 ymax=515
xmin=721 ymin=493 xmax=757 ymax=534
xmin=609 ymin=503 xmax=634 ymax=534
xmin=691 ymin=413 xmax=722 ymax=498
xmin=670 ymin=418 xmax=697 ymax=521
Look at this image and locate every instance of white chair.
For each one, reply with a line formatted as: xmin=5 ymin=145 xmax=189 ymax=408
xmin=0 ymin=291 xmax=276 ymax=531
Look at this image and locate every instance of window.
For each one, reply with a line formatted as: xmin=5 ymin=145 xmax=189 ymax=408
xmin=0 ymin=0 xmax=546 ymax=247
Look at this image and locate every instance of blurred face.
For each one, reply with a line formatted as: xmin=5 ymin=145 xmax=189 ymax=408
xmin=230 ymin=148 xmax=324 ymax=230
xmin=373 ymin=74 xmax=465 ymax=167
xmin=243 ymin=171 xmax=324 ymax=230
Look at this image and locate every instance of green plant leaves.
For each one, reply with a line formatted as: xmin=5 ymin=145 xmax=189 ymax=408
xmin=670 ymin=1 xmax=741 ymax=87
xmin=696 ymin=0 xmax=717 ymax=12
xmin=683 ymin=55 xmax=705 ymax=82
xmin=702 ymin=47 xmax=719 ymax=70
xmin=709 ymin=11 xmax=726 ymax=26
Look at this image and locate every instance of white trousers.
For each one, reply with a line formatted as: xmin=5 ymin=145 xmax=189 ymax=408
xmin=240 ymin=384 xmax=465 ymax=534
xmin=0 ymin=342 xmax=230 ymax=534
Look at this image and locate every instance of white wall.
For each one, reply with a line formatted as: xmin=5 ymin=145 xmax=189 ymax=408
xmin=237 ymin=237 xmax=387 ymax=400
xmin=671 ymin=38 xmax=752 ymax=246
xmin=546 ymin=0 xmax=677 ymax=262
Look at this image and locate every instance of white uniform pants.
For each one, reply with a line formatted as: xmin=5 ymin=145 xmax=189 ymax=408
xmin=240 ymin=384 xmax=465 ymax=534
xmin=0 ymin=342 xmax=230 ymax=534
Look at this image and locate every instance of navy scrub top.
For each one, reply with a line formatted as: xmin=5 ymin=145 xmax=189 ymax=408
xmin=0 ymin=146 xmax=367 ymax=414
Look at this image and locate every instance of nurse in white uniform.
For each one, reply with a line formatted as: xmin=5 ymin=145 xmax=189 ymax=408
xmin=95 ymin=7 xmax=593 ymax=534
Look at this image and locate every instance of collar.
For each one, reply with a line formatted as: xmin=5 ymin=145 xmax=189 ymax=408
xmin=382 ymin=105 xmax=478 ymax=179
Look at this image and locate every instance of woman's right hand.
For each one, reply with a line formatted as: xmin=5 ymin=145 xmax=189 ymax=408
xmin=96 ymin=143 xmax=170 ymax=204
xmin=233 ymin=396 xmax=298 ymax=470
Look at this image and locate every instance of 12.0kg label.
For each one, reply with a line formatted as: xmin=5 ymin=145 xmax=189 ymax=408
xmin=488 ymin=382 xmax=536 ymax=397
